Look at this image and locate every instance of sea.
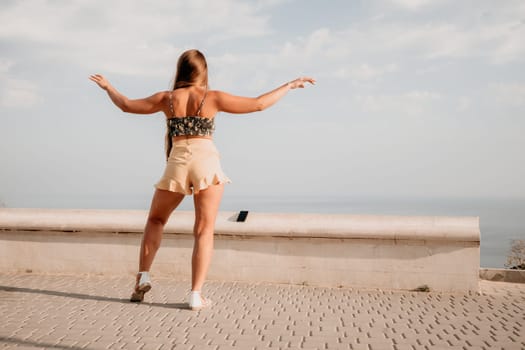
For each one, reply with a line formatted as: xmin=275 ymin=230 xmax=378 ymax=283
xmin=221 ymin=195 xmax=525 ymax=269
xmin=7 ymin=194 xmax=525 ymax=269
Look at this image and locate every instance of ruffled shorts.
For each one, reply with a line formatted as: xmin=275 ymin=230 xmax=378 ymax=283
xmin=155 ymin=138 xmax=231 ymax=195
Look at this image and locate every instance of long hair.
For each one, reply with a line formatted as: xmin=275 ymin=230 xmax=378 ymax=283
xmin=165 ymin=49 xmax=209 ymax=160
xmin=172 ymin=49 xmax=208 ymax=90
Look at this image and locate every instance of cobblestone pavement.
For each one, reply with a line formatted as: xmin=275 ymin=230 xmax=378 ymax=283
xmin=0 ymin=273 xmax=524 ymax=350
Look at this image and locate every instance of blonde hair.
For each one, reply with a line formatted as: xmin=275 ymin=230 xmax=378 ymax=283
xmin=172 ymin=49 xmax=208 ymax=90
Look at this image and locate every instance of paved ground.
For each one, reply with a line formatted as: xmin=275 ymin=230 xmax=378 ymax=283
xmin=0 ymin=273 xmax=524 ymax=350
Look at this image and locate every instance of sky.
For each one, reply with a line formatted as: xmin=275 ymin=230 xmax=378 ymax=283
xmin=1 ymin=0 xmax=525 ymax=210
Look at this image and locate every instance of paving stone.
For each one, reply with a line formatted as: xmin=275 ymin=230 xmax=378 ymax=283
xmin=349 ymin=344 xmax=372 ymax=350
xmin=91 ymin=340 xmax=115 ymax=349
xmin=0 ymin=274 xmax=524 ymax=350
xmin=140 ymin=343 xmax=165 ymax=350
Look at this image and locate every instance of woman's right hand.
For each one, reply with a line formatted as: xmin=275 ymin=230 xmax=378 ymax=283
xmin=89 ymin=74 xmax=110 ymax=91
xmin=287 ymin=77 xmax=316 ymax=89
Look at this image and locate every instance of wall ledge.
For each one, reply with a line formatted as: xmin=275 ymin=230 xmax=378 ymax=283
xmin=480 ymin=268 xmax=525 ymax=283
xmin=0 ymin=208 xmax=480 ymax=242
xmin=0 ymin=208 xmax=481 ymax=292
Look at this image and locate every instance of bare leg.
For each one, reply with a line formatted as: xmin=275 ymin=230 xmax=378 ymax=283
xmin=139 ymin=189 xmax=185 ymax=271
xmin=191 ymin=184 xmax=224 ymax=292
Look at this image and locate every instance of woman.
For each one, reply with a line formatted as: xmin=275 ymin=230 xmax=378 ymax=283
xmin=90 ymin=49 xmax=315 ymax=310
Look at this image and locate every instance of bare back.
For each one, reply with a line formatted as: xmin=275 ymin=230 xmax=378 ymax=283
xmin=165 ymin=86 xmax=264 ymax=119
xmin=167 ymin=86 xmax=215 ymax=119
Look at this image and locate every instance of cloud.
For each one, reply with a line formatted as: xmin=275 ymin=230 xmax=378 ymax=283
xmin=343 ymin=20 xmax=525 ymax=64
xmin=491 ymin=83 xmax=525 ymax=108
xmin=212 ymin=27 xmax=399 ymax=87
xmin=208 ymin=28 xmax=353 ymax=90
xmin=2 ymin=0 xmax=522 ymax=89
xmin=277 ymin=28 xmax=336 ymax=63
xmin=389 ymin=1 xmax=525 ymax=63
xmin=0 ymin=0 xmax=274 ymax=77
xmin=0 ymin=59 xmax=13 ymax=74
xmin=218 ymin=0 xmax=525 ymax=90
xmin=457 ymin=96 xmax=471 ymax=112
xmin=0 ymin=1 xmax=272 ymax=42
xmin=322 ymin=2 xmax=525 ymax=64
xmin=0 ymin=78 xmax=42 ymax=108
xmin=334 ymin=63 xmax=398 ymax=81
xmin=399 ymin=22 xmax=525 ymax=63
xmin=353 ymin=90 xmax=441 ymax=116
xmin=255 ymin=0 xmax=292 ymax=9
xmin=388 ymin=0 xmax=442 ymax=10
xmin=0 ymin=58 xmax=42 ymax=108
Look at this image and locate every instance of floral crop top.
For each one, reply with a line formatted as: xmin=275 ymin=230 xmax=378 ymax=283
xmin=166 ymin=90 xmax=215 ymax=137
xmin=164 ymin=90 xmax=214 ymax=159
xmin=167 ymin=116 xmax=215 ymax=137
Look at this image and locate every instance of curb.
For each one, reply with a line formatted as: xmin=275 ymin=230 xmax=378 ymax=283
xmin=480 ymin=268 xmax=525 ymax=283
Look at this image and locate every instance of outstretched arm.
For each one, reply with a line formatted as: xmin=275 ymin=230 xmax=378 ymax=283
xmin=215 ymin=77 xmax=315 ymax=114
xmin=89 ymin=74 xmax=164 ymax=114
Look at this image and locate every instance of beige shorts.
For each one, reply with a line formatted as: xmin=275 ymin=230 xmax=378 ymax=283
xmin=155 ymin=138 xmax=231 ymax=195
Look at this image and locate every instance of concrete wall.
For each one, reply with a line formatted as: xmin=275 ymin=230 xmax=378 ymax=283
xmin=0 ymin=208 xmax=480 ymax=292
xmin=480 ymin=268 xmax=525 ymax=283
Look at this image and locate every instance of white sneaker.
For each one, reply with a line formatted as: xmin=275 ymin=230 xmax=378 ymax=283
xmin=130 ymin=272 xmax=152 ymax=302
xmin=188 ymin=291 xmax=212 ymax=311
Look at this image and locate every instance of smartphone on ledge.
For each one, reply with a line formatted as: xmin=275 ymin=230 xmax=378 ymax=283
xmin=236 ymin=210 xmax=249 ymax=222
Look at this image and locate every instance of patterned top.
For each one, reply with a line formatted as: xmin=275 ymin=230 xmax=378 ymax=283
xmin=167 ymin=116 xmax=215 ymax=137
xmin=166 ymin=90 xmax=214 ymax=137
xmin=164 ymin=89 xmax=214 ymax=159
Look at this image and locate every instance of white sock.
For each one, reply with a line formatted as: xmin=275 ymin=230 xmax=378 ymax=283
xmin=138 ymin=271 xmax=150 ymax=285
xmin=189 ymin=291 xmax=202 ymax=305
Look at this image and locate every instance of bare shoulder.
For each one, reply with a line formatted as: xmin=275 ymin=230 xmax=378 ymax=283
xmin=206 ymin=89 xmax=259 ymax=114
xmin=205 ymin=90 xmax=226 ymax=104
xmin=207 ymin=90 xmax=238 ymax=102
xmin=155 ymin=91 xmax=171 ymax=107
xmin=205 ymin=89 xmax=221 ymax=98
xmin=151 ymin=91 xmax=173 ymax=116
xmin=149 ymin=90 xmax=171 ymax=102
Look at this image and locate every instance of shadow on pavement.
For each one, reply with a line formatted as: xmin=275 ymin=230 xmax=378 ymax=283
xmin=0 ymin=285 xmax=188 ymax=310
xmin=0 ymin=336 xmax=87 ymax=350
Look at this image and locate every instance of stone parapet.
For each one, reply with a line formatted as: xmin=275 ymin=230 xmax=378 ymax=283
xmin=479 ymin=268 xmax=525 ymax=283
xmin=0 ymin=208 xmax=480 ymax=292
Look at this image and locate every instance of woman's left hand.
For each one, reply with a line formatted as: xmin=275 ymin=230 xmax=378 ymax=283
xmin=288 ymin=77 xmax=316 ymax=89
xmin=89 ymin=74 xmax=110 ymax=90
